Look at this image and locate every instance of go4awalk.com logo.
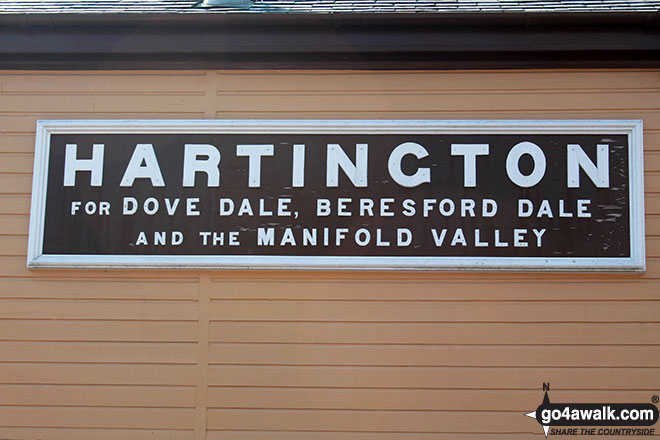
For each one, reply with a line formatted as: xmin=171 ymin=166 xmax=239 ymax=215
xmin=525 ymin=384 xmax=659 ymax=437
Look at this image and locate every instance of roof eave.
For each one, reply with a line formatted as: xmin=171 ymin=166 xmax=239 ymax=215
xmin=1 ymin=10 xmax=659 ymax=70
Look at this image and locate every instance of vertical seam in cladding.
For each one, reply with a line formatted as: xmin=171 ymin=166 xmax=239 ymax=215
xmin=205 ymin=71 xmax=218 ymax=119
xmin=195 ymin=275 xmax=211 ymax=440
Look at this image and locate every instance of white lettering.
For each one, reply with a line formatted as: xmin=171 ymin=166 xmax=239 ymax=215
xmin=63 ymin=143 xmax=104 ymax=187
xmin=120 ymin=144 xmax=165 ymax=187
xmin=388 ymin=142 xmax=430 ymax=188
xmin=236 ymin=144 xmax=274 ymax=188
xmin=326 ymin=143 xmax=368 ymax=187
xmin=506 ymin=141 xmax=546 ymax=187
xmin=451 ymin=143 xmax=489 ymax=187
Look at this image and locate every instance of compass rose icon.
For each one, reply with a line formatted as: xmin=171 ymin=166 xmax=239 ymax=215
xmin=525 ymin=391 xmax=551 ymax=437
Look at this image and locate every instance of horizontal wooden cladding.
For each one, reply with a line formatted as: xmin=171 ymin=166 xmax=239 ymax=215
xmin=0 ymin=299 xmax=197 ymax=320
xmin=208 ymin=278 xmax=660 ymax=301
xmin=0 ymin=215 xmax=28 ymax=235
xmin=0 ymin=363 xmax=197 ymax=385
xmin=210 ymin=110 xmax=660 ymax=130
xmin=0 ymin=384 xmax=195 ymax=408
xmin=209 ymin=344 xmax=660 ymax=367
xmin=208 ymin=300 xmax=660 ymax=322
xmin=0 ymin=407 xmax=194 ymax=429
xmin=0 ymin=320 xmax=197 ymax=342
xmin=2 ymin=70 xmax=658 ymax=94
xmin=647 ymin=172 xmax=660 ymax=192
xmin=0 ymin=235 xmax=25 ymax=256
xmin=0 ymin=278 xmax=198 ymax=300
xmin=212 ymin=90 xmax=660 ymax=114
xmin=206 ymin=409 xmax=535 ymax=432
xmin=0 ymin=155 xmax=32 ymax=174
xmin=207 ymin=433 xmax=539 ymax=440
xmin=209 ymin=365 xmax=660 ymax=390
xmin=207 ymin=433 xmax=660 ymax=440
xmin=207 ymin=388 xmax=655 ymax=411
xmin=0 ymin=427 xmax=193 ymax=440
xmin=0 ymin=341 xmax=196 ymax=364
xmin=2 ymin=194 xmax=32 ymax=214
xmin=0 ymin=113 xmax=207 ymax=134
xmin=0 ymin=94 xmax=205 ymax=113
xmin=0 ymin=73 xmax=206 ymax=94
xmin=209 ymin=322 xmax=660 ymax=345
xmin=0 ymin=174 xmax=31 ymax=194
xmin=648 ymin=215 xmax=660 ymax=236
xmin=0 ymin=134 xmax=36 ymax=153
xmin=212 ymin=71 xmax=660 ymax=94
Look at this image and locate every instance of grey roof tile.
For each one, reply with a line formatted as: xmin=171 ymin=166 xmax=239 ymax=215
xmin=1 ymin=0 xmax=659 ymax=14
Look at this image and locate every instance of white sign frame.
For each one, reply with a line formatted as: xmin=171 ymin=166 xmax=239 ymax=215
xmin=27 ymin=119 xmax=645 ymax=272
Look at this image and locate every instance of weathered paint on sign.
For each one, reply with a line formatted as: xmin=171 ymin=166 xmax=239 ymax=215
xmin=27 ymin=120 xmax=645 ymax=271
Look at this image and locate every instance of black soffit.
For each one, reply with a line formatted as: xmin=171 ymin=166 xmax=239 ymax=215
xmin=0 ymin=9 xmax=659 ymax=69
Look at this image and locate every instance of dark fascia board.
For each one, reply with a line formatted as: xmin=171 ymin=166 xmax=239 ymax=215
xmin=1 ymin=11 xmax=659 ymax=70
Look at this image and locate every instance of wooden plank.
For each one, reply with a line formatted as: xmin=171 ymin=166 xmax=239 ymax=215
xmin=209 ymin=365 xmax=660 ymax=390
xmin=0 ymin=134 xmax=37 ymax=153
xmin=208 ymin=433 xmax=536 ymax=440
xmin=0 ymin=236 xmax=25 ymax=256
xmin=647 ymin=237 xmax=660 ymax=256
xmin=0 ymin=407 xmax=194 ymax=429
xmin=208 ymin=344 xmax=660 ymax=367
xmin=0 ymin=195 xmax=30 ymax=215
xmin=204 ymin=111 xmax=660 ymax=131
xmin=648 ymin=215 xmax=660 ymax=236
xmin=0 ymin=341 xmax=196 ymax=364
xmin=0 ymin=428 xmax=194 ymax=440
xmin=214 ymin=71 xmax=660 ymax=93
xmin=0 ymin=320 xmax=198 ymax=342
xmin=209 ymin=322 xmax=660 ymax=345
xmin=0 ymin=94 xmax=205 ymax=113
xmin=0 ymin=215 xmax=28 ymax=235
xmin=647 ymin=172 xmax=660 ymax=193
xmin=646 ymin=194 xmax=660 ymax=213
xmin=0 ymin=174 xmax=31 ymax=194
xmin=208 ymin=300 xmax=660 ymax=322
xmin=206 ymin=409 xmax=534 ymax=432
xmin=0 ymin=278 xmax=198 ymax=300
xmin=212 ymin=91 xmax=660 ymax=113
xmin=648 ymin=153 xmax=660 ymax=169
xmin=0 ymin=154 xmax=33 ymax=173
xmin=0 ymin=299 xmax=198 ymax=321
xmin=643 ymin=132 xmax=660 ymax=151
xmin=0 ymin=363 xmax=197 ymax=386
xmin=207 ymin=388 xmax=657 ymax=411
xmin=0 ymin=384 xmax=196 ymax=407
xmin=0 ymin=73 xmax=205 ymax=93
xmin=208 ymin=432 xmax=651 ymax=440
xmin=209 ymin=279 xmax=660 ymax=301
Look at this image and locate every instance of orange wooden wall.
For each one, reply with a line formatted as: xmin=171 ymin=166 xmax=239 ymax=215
xmin=0 ymin=70 xmax=658 ymax=439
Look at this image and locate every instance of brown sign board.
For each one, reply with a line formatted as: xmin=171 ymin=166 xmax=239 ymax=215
xmin=27 ymin=120 xmax=645 ymax=271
